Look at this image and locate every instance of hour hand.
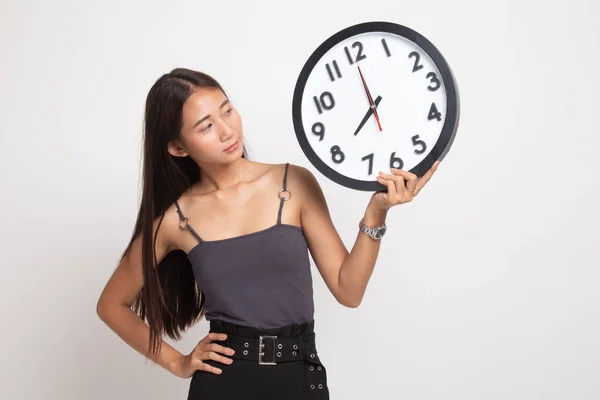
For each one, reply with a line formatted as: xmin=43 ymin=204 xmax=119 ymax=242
xmin=353 ymin=95 xmax=382 ymax=136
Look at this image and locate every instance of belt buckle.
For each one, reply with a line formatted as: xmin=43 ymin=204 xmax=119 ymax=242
xmin=258 ymin=335 xmax=277 ymax=365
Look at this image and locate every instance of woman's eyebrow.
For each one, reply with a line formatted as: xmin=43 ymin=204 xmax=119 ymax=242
xmin=192 ymin=99 xmax=231 ymax=128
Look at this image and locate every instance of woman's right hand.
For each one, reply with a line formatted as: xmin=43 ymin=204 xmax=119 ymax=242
xmin=174 ymin=332 xmax=236 ymax=378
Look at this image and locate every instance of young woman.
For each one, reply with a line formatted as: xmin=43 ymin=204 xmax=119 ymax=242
xmin=96 ymin=68 xmax=440 ymax=399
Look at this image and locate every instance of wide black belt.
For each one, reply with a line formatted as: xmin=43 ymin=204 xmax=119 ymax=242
xmin=221 ymin=332 xmax=329 ymax=396
xmin=225 ymin=333 xmax=317 ymax=365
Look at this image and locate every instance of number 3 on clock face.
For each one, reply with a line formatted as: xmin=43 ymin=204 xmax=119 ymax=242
xmin=292 ymin=21 xmax=460 ymax=191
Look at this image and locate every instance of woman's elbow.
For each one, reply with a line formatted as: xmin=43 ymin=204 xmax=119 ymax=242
xmin=96 ymin=294 xmax=113 ymax=321
xmin=337 ymin=295 xmax=362 ymax=309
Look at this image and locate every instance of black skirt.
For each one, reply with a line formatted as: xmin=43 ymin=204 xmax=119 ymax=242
xmin=187 ymin=319 xmax=329 ymax=400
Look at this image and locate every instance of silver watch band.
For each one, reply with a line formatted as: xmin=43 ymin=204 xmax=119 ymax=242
xmin=359 ymin=218 xmax=387 ymax=240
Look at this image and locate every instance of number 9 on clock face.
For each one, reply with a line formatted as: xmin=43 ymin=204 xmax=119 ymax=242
xmin=292 ymin=21 xmax=460 ymax=191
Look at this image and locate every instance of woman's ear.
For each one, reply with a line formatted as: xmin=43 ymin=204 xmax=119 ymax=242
xmin=167 ymin=139 xmax=189 ymax=158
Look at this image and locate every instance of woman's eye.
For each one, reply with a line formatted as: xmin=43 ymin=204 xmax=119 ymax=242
xmin=224 ymin=108 xmax=233 ymax=116
xmin=201 ymin=123 xmax=212 ymax=132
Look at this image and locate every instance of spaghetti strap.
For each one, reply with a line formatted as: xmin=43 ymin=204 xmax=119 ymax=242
xmin=276 ymin=163 xmax=291 ymax=225
xmin=174 ymin=200 xmax=203 ymax=243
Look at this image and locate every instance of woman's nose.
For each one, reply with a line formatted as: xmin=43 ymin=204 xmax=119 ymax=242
xmin=219 ymin=121 xmax=234 ymax=139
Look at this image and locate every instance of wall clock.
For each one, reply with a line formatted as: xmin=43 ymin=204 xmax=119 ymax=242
xmin=292 ymin=21 xmax=460 ymax=191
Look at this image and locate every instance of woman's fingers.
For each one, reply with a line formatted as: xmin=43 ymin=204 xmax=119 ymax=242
xmin=207 ymin=342 xmax=236 ymax=356
xmin=390 ymin=169 xmax=418 ymax=192
xmin=199 ymin=350 xmax=234 ymax=365
xmin=380 ymin=162 xmax=440 ymax=198
xmin=194 ymin=359 xmax=223 ymax=374
xmin=376 ymin=172 xmax=399 ymax=201
xmin=191 ymin=350 xmax=233 ymax=375
xmin=199 ymin=332 xmax=228 ymax=344
xmin=378 ymin=171 xmax=410 ymax=202
xmin=197 ymin=342 xmax=235 ymax=357
xmin=193 ymin=332 xmax=235 ymax=374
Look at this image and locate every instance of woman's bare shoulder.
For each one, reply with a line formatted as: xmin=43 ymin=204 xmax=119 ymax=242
xmin=286 ymin=163 xmax=321 ymax=192
xmin=280 ymin=163 xmax=327 ymax=212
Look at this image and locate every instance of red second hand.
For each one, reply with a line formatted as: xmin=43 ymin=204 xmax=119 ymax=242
xmin=357 ymin=63 xmax=382 ymax=131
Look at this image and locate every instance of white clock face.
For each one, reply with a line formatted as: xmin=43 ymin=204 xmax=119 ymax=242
xmin=293 ymin=22 xmax=459 ymax=191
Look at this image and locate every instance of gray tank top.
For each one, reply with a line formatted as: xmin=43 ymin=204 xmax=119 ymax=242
xmin=174 ymin=163 xmax=315 ymax=329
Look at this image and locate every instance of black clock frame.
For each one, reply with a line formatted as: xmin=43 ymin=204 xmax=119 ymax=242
xmin=291 ymin=21 xmax=460 ymax=191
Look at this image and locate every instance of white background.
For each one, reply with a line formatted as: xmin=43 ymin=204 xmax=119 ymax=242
xmin=1 ymin=0 xmax=598 ymax=399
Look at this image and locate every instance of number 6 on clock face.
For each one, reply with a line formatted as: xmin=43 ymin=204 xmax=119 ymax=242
xmin=292 ymin=21 xmax=460 ymax=191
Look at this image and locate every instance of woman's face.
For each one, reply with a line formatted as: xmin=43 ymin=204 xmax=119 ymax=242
xmin=170 ymin=87 xmax=244 ymax=164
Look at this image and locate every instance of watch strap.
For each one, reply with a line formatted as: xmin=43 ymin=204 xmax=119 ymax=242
xmin=359 ymin=218 xmax=387 ymax=240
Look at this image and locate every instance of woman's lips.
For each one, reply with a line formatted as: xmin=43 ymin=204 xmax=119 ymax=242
xmin=224 ymin=140 xmax=239 ymax=152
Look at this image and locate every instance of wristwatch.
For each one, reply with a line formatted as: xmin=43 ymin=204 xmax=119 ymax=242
xmin=359 ymin=218 xmax=387 ymax=240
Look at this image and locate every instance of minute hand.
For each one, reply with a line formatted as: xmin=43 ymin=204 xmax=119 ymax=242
xmin=356 ymin=63 xmax=382 ymax=131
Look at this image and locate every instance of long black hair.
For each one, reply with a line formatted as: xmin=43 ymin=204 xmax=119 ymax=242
xmin=119 ymin=68 xmax=248 ymax=357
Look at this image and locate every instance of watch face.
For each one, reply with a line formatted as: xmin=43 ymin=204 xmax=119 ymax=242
xmin=292 ymin=21 xmax=460 ymax=191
